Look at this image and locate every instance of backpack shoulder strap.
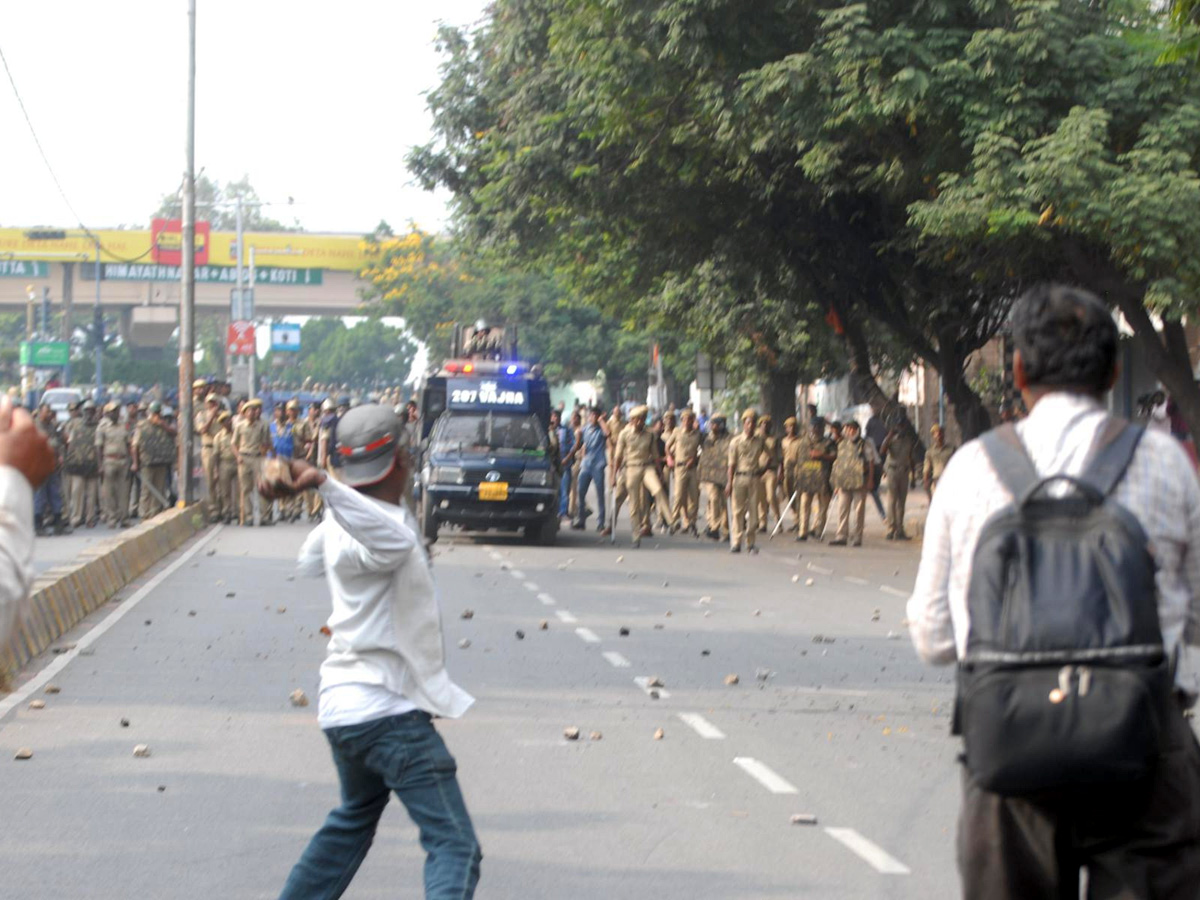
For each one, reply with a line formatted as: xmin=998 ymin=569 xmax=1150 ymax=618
xmin=1082 ymin=419 xmax=1144 ymax=497
xmin=979 ymin=424 xmax=1040 ymax=502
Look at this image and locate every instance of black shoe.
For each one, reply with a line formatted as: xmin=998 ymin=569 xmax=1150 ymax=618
xmin=895 ymin=532 xmax=912 ymax=541
xmin=730 ymin=544 xmax=741 ymax=554
xmin=748 ymin=546 xmax=759 ymax=555
xmin=795 ymin=534 xmax=808 ymax=542
xmin=632 ymin=537 xmax=641 ymax=549
xmin=828 ymin=539 xmax=847 ymax=546
xmin=570 ymin=522 xmax=586 ymax=531
xmin=851 ymin=539 xmax=862 ymax=547
xmin=885 ymin=533 xmax=895 ymax=541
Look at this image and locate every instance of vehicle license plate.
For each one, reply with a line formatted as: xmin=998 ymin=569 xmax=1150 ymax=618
xmin=479 ymin=482 xmax=509 ymax=501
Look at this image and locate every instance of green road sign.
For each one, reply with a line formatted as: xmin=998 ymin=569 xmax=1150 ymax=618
xmin=80 ymin=262 xmax=323 ymax=285
xmin=19 ymin=341 xmax=70 ymax=367
xmin=0 ymin=260 xmax=49 ymax=278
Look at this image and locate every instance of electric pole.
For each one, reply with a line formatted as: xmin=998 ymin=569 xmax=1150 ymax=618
xmin=178 ymin=0 xmax=198 ymax=506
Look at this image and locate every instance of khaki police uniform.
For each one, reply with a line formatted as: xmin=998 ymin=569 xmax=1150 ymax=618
xmin=780 ymin=425 xmax=803 ymax=533
xmin=667 ymin=425 xmax=702 ymax=531
xmin=195 ymin=400 xmax=222 ymax=515
xmin=95 ymin=414 xmax=131 ymax=527
xmin=833 ymin=435 xmax=871 ymax=545
xmin=614 ymin=422 xmax=673 ymax=541
xmin=294 ymin=414 xmax=321 ymax=518
xmin=923 ymin=440 xmax=955 ymax=496
xmin=699 ymin=427 xmax=732 ymax=539
xmin=607 ymin=418 xmax=629 ymax=531
xmin=63 ymin=416 xmax=100 ymax=527
xmin=756 ymin=419 xmax=782 ymax=531
xmin=133 ymin=419 xmax=175 ymax=520
xmin=883 ymin=428 xmax=917 ymax=539
xmin=213 ymin=425 xmax=238 ymax=522
xmin=728 ymin=423 xmax=765 ymax=550
xmin=234 ymin=413 xmax=271 ymax=525
xmin=798 ymin=432 xmax=837 ymax=540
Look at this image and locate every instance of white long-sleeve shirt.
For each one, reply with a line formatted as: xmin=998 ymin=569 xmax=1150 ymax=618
xmin=0 ymin=466 xmax=35 ymax=651
xmin=298 ymin=477 xmax=473 ymax=721
xmin=907 ymin=392 xmax=1200 ymax=695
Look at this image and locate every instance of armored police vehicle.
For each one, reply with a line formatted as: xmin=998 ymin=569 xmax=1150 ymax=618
xmin=417 ymin=323 xmax=559 ymax=544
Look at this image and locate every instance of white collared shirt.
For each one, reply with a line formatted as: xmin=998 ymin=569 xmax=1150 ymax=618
xmin=907 ymin=392 xmax=1200 ymax=695
xmin=0 ymin=467 xmax=34 ymax=650
xmin=298 ymin=477 xmax=473 ymax=721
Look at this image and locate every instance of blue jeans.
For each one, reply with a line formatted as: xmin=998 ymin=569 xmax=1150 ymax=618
xmin=279 ymin=711 xmax=481 ymax=900
xmin=558 ymin=465 xmax=572 ymax=517
xmin=34 ymin=470 xmax=63 ymax=519
xmin=575 ymin=464 xmax=605 ymax=528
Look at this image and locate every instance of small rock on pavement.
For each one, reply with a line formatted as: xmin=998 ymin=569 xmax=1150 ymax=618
xmin=563 ymin=726 xmax=581 ymax=741
xmin=589 ymin=731 xmax=603 ymax=741
xmin=615 ymin=555 xmax=624 ymax=564
xmin=886 ymin=631 xmax=901 ymax=640
xmin=460 ymin=609 xmax=475 ymax=620
xmin=539 ymin=620 xmax=549 ymax=630
xmin=188 ymin=610 xmax=197 ymax=617
xmin=649 ymin=690 xmax=660 ymax=700
xmin=320 ymin=625 xmax=332 ymax=636
xmin=724 ymin=674 xmax=740 ymax=686
xmin=871 ymin=608 xmax=881 ymax=622
xmin=44 ymin=684 xmax=61 ymax=694
xmin=755 ymin=668 xmax=772 ymax=682
xmin=28 ymin=700 xmax=45 ymax=710
xmin=662 ymin=581 xmax=669 ymax=588
xmin=205 ymin=549 xmax=216 ymax=556
xmin=14 ymin=748 xmax=33 ymax=760
xmin=791 ymin=813 xmax=819 ymax=826
xmin=120 ymin=718 xmax=130 ymax=727
xmin=664 ymin=610 xmax=672 ymax=617
xmin=144 ymin=619 xmax=152 ymax=626
xmin=618 ymin=627 xmax=630 ymax=637
xmin=157 ymin=785 xmax=166 ymax=793
xmin=701 ymin=649 xmax=711 ymax=656
xmin=458 ymin=639 xmax=471 ymax=649
xmin=805 ymin=578 xmax=815 ymax=586
xmin=699 ymin=596 xmax=713 ymax=605
xmin=753 ymin=609 xmax=761 ymax=617
xmin=289 ymin=689 xmax=309 ymax=707
xmin=647 ymin=676 xmax=664 ymax=688
xmin=277 ymin=606 xmax=287 ymax=614
xmin=515 ymin=630 xmax=525 ymax=640
xmin=791 ymin=574 xmax=801 ymax=583
xmin=653 ymin=624 xmax=664 ymax=630
xmin=133 ymin=744 xmax=151 ymax=758
xmin=653 ymin=728 xmax=665 ymax=741
xmin=225 ymin=592 xmax=236 ymax=598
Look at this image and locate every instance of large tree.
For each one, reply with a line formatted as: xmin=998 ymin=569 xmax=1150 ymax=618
xmin=261 ymin=318 xmax=418 ymax=387
xmin=153 ymin=174 xmax=296 ymax=231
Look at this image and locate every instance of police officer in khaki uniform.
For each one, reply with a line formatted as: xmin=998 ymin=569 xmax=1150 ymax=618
xmin=293 ymin=401 xmax=323 ymax=521
xmin=132 ymin=400 xmax=176 ymax=520
xmin=603 ymin=407 xmax=626 ymax=538
xmin=667 ymin=408 xmax=702 ymax=535
xmin=612 ymin=405 xmax=673 ymax=548
xmin=923 ymin=424 xmax=955 ymax=496
xmin=880 ymin=417 xmax=918 ymax=540
xmin=63 ymin=400 xmax=100 ymax=528
xmin=95 ymin=400 xmax=131 ymax=528
xmin=698 ymin=414 xmax=731 ymax=541
xmin=755 ymin=414 xmax=782 ymax=532
xmin=212 ymin=411 xmax=238 ymax=523
xmin=195 ymin=393 xmax=222 ymax=518
xmin=233 ymin=398 xmax=272 ymax=526
xmin=779 ymin=417 xmax=803 ymax=534
xmin=831 ymin=420 xmax=878 ymax=547
xmin=726 ymin=409 xmax=765 ymax=553
xmin=797 ymin=417 xmax=837 ymax=541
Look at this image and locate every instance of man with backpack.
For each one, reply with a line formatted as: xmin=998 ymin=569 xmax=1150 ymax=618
xmin=907 ymin=284 xmax=1200 ymax=898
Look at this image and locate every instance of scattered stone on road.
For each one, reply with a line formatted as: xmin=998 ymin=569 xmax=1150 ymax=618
xmin=133 ymin=744 xmax=151 ymax=758
xmin=563 ymin=726 xmax=580 ymax=741
xmin=699 ymin=596 xmax=712 ymax=605
xmin=225 ymin=592 xmax=236 ymax=598
xmin=14 ymin=748 xmax=33 ymax=760
xmin=791 ymin=813 xmax=819 ymax=826
xmin=319 ymin=625 xmax=332 ymax=636
xmin=460 ymin=609 xmax=475 ymax=620
xmin=120 ymin=718 xmax=130 ymax=727
xmin=618 ymin=627 xmax=630 ymax=637
xmin=791 ymin=574 xmax=800 ymax=583
xmin=724 ymin=674 xmax=740 ymax=686
xmin=458 ymin=639 xmax=471 ymax=649
xmin=277 ymin=606 xmax=287 ymax=614
xmin=289 ymin=689 xmax=309 ymax=707
xmin=28 ymin=700 xmax=45 ymax=710
xmin=615 ymin=556 xmax=624 ymax=563
xmin=515 ymin=630 xmax=525 ymax=640
xmin=157 ymin=785 xmax=166 ymax=792
xmin=205 ymin=549 xmax=216 ymax=556
xmin=589 ymin=731 xmax=602 ymax=741
xmin=753 ymin=609 xmax=761 ymax=617
xmin=805 ymin=578 xmax=815 ymax=586
xmin=653 ymin=728 xmax=664 ymax=740
xmin=646 ymin=676 xmax=664 ymax=688
xmin=755 ymin=668 xmax=772 ymax=682
xmin=871 ymin=608 xmax=881 ymax=622
xmin=649 ymin=690 xmax=660 ymax=700
xmin=539 ymin=620 xmax=549 ymax=630
xmin=44 ymin=684 xmax=61 ymax=694
xmin=701 ymin=649 xmax=710 ymax=656
xmin=188 ymin=610 xmax=197 ymax=617
xmin=50 ymin=645 xmax=74 ymax=655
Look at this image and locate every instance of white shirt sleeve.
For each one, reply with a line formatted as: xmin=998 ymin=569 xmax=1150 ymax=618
xmin=296 ymin=520 xmax=327 ymax=579
xmin=0 ymin=467 xmax=35 ymax=649
xmin=906 ymin=455 xmax=959 ymax=665
xmin=318 ymin=477 xmax=417 ymax=572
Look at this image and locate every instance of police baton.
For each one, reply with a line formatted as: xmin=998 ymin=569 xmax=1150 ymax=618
xmin=132 ymin=467 xmax=171 ymax=509
xmin=772 ymin=489 xmax=798 ymax=539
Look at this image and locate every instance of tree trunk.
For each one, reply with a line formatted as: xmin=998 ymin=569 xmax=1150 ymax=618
xmin=759 ymin=365 xmax=799 ymax=426
xmin=841 ymin=316 xmax=894 ymax=415
xmin=1116 ymin=298 xmax=1200 ymax=446
xmin=940 ymin=365 xmax=993 ymax=441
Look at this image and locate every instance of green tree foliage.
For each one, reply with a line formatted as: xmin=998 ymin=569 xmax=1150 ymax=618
xmin=359 ymin=229 xmax=698 ymax=403
xmin=410 ymin=0 xmax=1200 ymax=439
xmin=261 ymin=319 xmax=417 ymax=388
xmin=153 ymin=175 xmax=296 ymax=231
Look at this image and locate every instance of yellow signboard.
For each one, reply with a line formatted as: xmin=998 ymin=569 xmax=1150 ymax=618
xmin=0 ymin=227 xmax=369 ymax=272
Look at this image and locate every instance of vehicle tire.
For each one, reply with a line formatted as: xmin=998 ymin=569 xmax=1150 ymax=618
xmin=535 ymin=514 xmax=559 ymax=546
xmin=421 ymin=495 xmax=439 ymax=543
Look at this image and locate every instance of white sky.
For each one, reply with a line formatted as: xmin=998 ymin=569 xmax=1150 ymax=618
xmin=0 ymin=0 xmax=488 ymax=235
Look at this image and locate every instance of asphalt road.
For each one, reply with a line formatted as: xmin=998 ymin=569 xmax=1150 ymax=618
xmin=2 ymin=504 xmax=964 ymax=899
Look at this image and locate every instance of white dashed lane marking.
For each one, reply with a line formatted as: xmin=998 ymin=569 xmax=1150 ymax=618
xmin=575 ymin=627 xmax=601 ymax=644
xmin=523 ymin=581 xmax=540 ymax=592
xmin=633 ymin=676 xmax=671 ymax=699
xmin=677 ymin=712 xmax=725 ymax=740
xmin=807 ymin=562 xmax=834 ymax=576
xmin=732 ymin=757 xmax=798 ymax=794
xmin=509 ymin=569 xmax=526 ymax=580
xmin=554 ymin=610 xmax=578 ymax=624
xmin=602 ymin=651 xmax=631 ymax=668
xmin=844 ymin=576 xmax=869 ymax=586
xmin=537 ymin=593 xmax=556 ymax=606
xmin=879 ymin=585 xmax=909 ymax=599
xmin=824 ymin=828 xmax=911 ymax=875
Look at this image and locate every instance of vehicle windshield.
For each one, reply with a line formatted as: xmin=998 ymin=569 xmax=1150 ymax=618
xmin=42 ymin=389 xmax=80 ymax=407
xmin=433 ymin=412 xmax=546 ymax=454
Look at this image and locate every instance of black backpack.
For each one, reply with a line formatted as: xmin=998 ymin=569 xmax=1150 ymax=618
xmin=955 ymin=420 xmax=1173 ymax=795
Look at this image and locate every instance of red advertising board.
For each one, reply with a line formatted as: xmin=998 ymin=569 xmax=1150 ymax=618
xmin=151 ymin=217 xmax=211 ymax=266
xmin=227 ymin=321 xmax=256 ymax=356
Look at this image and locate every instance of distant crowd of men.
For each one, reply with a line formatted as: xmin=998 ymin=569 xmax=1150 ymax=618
xmin=548 ymin=400 xmax=956 ymax=551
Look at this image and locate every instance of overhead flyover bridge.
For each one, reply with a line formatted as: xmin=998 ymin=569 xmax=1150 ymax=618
xmin=0 ymin=225 xmax=375 ymax=348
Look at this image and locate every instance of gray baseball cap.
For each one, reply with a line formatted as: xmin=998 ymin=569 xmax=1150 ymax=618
xmin=332 ymin=403 xmax=406 ymax=487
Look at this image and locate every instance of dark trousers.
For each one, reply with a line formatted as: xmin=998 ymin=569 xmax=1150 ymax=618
xmin=279 ymin=711 xmax=481 ymax=900
xmin=958 ymin=710 xmax=1200 ymax=899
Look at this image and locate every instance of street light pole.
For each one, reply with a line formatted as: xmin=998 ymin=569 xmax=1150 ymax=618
xmin=93 ymin=236 xmax=103 ymax=398
xmin=178 ymin=0 xmax=198 ymax=506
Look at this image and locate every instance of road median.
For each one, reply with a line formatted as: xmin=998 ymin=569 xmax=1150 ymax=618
xmin=1 ymin=506 xmax=208 ymax=689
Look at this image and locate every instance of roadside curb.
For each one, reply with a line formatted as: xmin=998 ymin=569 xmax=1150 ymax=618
xmin=1 ymin=507 xmax=208 ymax=687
